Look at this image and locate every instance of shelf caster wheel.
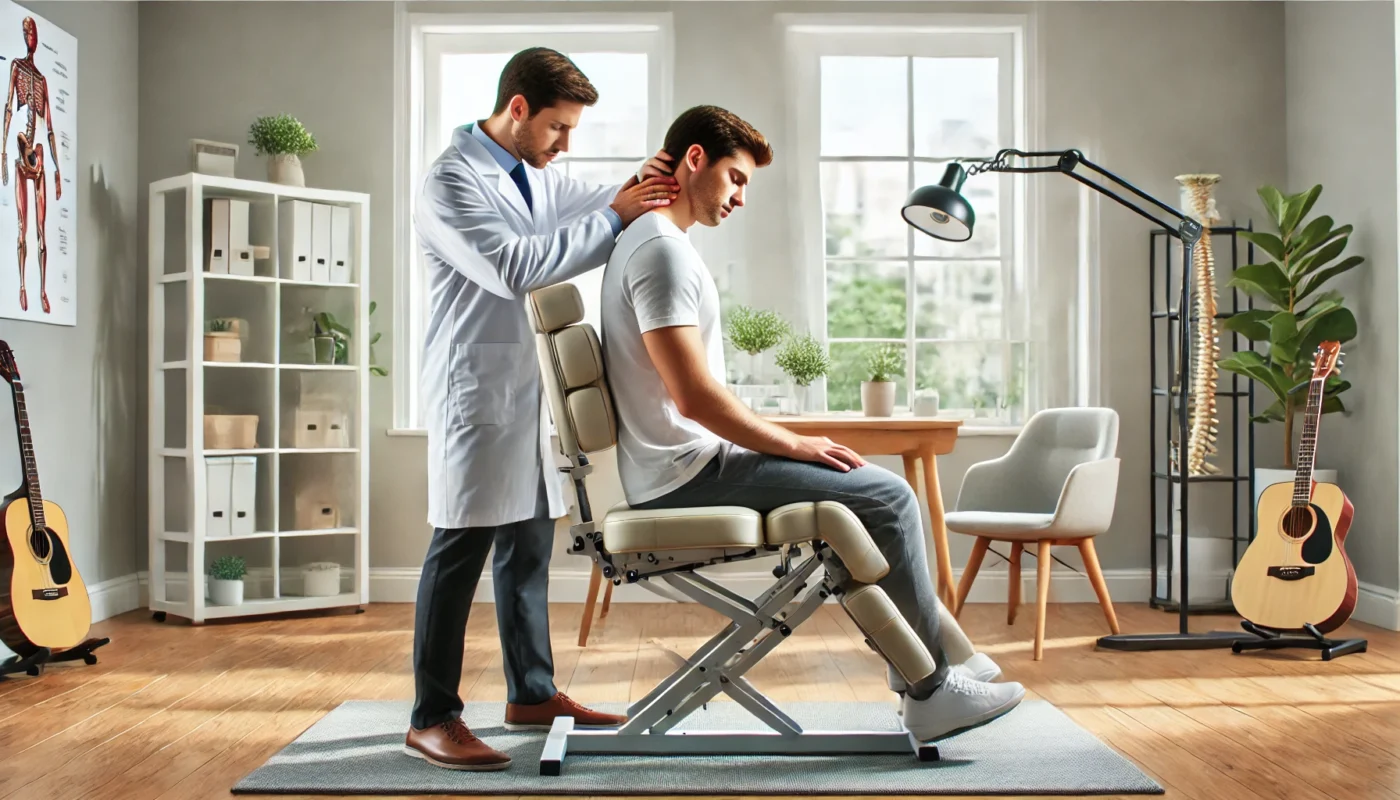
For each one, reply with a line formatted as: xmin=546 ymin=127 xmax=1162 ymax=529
xmin=356 ymin=607 xmax=366 ymax=614
xmin=152 ymin=611 xmax=167 ymax=623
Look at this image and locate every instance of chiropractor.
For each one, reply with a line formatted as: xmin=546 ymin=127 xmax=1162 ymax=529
xmin=407 ymin=47 xmax=678 ymax=772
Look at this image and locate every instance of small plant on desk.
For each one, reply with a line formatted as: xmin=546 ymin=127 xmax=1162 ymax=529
xmin=775 ymin=333 xmax=831 ymax=412
xmin=861 ymin=343 xmax=904 ymax=417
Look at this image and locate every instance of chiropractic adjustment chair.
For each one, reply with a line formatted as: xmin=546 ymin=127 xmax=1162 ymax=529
xmin=527 ymin=282 xmax=941 ymax=775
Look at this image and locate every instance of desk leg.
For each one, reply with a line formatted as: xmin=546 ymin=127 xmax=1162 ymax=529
xmin=917 ymin=445 xmax=956 ymax=609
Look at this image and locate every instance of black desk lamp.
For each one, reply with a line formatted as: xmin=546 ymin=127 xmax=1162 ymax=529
xmin=903 ymin=148 xmax=1252 ymax=651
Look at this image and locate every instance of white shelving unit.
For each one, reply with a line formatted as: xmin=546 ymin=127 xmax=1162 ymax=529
xmin=146 ymin=173 xmax=370 ymax=623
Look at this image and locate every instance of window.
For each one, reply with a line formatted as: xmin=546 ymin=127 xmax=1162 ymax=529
xmin=395 ymin=14 xmax=671 ymax=431
xmin=784 ymin=17 xmax=1032 ymax=422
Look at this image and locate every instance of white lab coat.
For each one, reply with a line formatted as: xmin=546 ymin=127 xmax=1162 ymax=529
xmin=416 ymin=125 xmax=621 ymax=529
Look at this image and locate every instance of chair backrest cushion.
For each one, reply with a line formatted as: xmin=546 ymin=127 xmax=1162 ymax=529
xmin=1000 ymin=407 xmax=1119 ymax=513
xmin=528 ymin=283 xmax=617 ymax=458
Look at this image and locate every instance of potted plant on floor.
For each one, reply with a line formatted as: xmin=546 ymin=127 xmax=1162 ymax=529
xmin=248 ymin=113 xmax=318 ymax=187
xmin=861 ymin=343 xmax=903 ymax=417
xmin=1216 ymin=183 xmax=1361 ymax=507
xmin=775 ymin=333 xmax=831 ymax=413
xmin=209 ymin=555 xmax=247 ymax=606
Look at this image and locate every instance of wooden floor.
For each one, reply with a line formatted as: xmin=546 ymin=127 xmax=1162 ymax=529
xmin=2 ymin=600 xmax=1398 ymax=799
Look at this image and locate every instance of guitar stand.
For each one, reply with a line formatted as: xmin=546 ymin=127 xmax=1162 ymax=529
xmin=1231 ymin=620 xmax=1367 ymax=661
xmin=0 ymin=637 xmax=109 ymax=680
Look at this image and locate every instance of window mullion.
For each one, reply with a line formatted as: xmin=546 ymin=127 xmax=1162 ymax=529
xmin=905 ymin=55 xmax=916 ymax=408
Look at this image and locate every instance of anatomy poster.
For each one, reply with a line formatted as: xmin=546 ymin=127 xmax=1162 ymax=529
xmin=0 ymin=2 xmax=74 ymax=327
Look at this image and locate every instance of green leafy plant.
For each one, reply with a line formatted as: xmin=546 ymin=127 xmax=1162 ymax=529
xmin=865 ymin=343 xmax=904 ymax=383
xmin=775 ymin=333 xmax=831 ymax=387
xmin=206 ymin=318 xmax=234 ymax=333
xmin=209 ymin=555 xmax=246 ymax=581
xmin=1217 ymin=184 xmax=1361 ymax=467
xmin=725 ymin=305 xmax=789 ymax=355
xmin=313 ymin=311 xmax=352 ymax=365
xmin=368 ymin=301 xmax=387 ymax=377
xmin=248 ymin=114 xmax=318 ymax=157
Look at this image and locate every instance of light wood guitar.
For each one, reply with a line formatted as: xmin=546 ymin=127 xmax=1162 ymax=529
xmin=1230 ymin=341 xmax=1357 ymax=634
xmin=0 ymin=340 xmax=92 ymax=657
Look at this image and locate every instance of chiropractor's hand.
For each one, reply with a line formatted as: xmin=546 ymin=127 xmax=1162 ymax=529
xmin=611 ymin=176 xmax=679 ymax=227
xmin=638 ymin=148 xmax=676 ymax=180
xmin=783 ymin=435 xmax=866 ymax=472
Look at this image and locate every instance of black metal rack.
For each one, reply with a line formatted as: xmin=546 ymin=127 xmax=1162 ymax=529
xmin=1149 ymin=222 xmax=1255 ymax=615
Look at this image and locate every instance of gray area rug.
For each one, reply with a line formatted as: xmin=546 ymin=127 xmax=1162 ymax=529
xmin=234 ymin=700 xmax=1163 ymax=795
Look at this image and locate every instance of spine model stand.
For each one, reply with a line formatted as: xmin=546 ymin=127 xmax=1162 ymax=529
xmin=1177 ymin=173 xmax=1222 ymax=475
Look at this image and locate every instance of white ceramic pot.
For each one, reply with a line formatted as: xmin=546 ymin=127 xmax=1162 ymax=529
xmin=302 ymin=562 xmax=341 ymax=597
xmin=268 ymin=153 xmax=305 ymax=187
xmin=860 ymin=381 xmax=896 ymax=417
xmin=1254 ymin=467 xmax=1337 ymax=513
xmin=912 ymin=390 xmax=940 ymax=417
xmin=209 ymin=578 xmax=244 ymax=606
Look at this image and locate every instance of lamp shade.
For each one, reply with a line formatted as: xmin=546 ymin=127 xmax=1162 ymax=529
xmin=902 ymin=162 xmax=975 ymax=242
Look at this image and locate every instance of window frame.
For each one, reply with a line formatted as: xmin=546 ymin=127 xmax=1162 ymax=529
xmin=393 ymin=11 xmax=673 ymax=433
xmin=781 ymin=14 xmax=1041 ymax=424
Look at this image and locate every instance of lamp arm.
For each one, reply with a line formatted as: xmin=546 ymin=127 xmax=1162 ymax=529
xmin=967 ymin=148 xmax=1203 ymax=244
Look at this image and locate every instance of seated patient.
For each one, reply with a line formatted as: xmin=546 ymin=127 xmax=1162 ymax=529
xmin=598 ymin=104 xmax=1026 ymax=742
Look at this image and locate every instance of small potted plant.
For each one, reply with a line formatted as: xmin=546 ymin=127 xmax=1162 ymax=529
xmin=203 ymin=318 xmax=241 ymax=363
xmin=725 ymin=305 xmax=789 ymax=384
xmin=208 ymin=555 xmax=246 ymax=606
xmin=312 ymin=311 xmax=351 ymax=365
xmin=774 ymin=333 xmax=831 ymax=413
xmin=861 ymin=344 xmax=904 ymax=417
xmin=248 ymin=113 xmax=318 ymax=187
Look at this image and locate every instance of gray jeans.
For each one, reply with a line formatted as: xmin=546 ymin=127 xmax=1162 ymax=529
xmin=634 ymin=442 xmax=950 ymax=696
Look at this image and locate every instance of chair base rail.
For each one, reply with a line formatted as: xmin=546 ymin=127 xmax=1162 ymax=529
xmin=541 ymin=717 xmax=938 ymax=774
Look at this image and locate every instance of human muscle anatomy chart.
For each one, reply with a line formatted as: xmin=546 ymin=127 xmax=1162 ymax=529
xmin=0 ymin=4 xmax=74 ymax=327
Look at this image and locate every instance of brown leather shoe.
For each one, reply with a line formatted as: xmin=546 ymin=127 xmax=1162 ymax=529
xmin=404 ymin=718 xmax=511 ymax=771
xmin=504 ymin=692 xmax=627 ymax=731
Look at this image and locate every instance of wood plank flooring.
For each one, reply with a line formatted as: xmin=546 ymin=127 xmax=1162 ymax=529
xmin=2 ymin=600 xmax=1397 ymax=799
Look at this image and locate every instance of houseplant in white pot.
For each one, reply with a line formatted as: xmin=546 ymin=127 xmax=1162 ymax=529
xmin=248 ymin=113 xmax=318 ymax=187
xmin=861 ymin=343 xmax=903 ymax=417
xmin=208 ymin=555 xmax=247 ymax=606
xmin=774 ymin=332 xmax=830 ymax=413
xmin=724 ymin=304 xmax=788 ymax=385
xmin=1217 ymin=183 xmax=1361 ymax=508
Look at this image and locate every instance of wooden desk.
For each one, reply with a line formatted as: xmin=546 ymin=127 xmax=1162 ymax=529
xmin=768 ymin=415 xmax=962 ymax=608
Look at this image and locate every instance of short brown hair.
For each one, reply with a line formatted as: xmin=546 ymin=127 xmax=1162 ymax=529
xmin=662 ymin=105 xmax=773 ymax=169
xmin=493 ymin=47 xmax=599 ymax=116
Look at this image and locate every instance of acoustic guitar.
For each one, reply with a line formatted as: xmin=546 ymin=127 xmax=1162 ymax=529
xmin=0 ymin=340 xmax=92 ymax=658
xmin=1230 ymin=341 xmax=1357 ymax=634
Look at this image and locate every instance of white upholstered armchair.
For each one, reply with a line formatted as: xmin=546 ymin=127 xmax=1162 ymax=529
xmin=945 ymin=407 xmax=1122 ymax=660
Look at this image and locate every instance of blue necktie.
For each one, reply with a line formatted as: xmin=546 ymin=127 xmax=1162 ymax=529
xmin=509 ymin=162 xmax=533 ymax=213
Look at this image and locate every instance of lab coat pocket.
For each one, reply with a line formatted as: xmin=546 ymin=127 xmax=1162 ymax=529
xmin=450 ymin=342 xmax=520 ymax=426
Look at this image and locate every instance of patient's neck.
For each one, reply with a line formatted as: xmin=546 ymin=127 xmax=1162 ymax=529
xmin=653 ymin=192 xmax=696 ymax=231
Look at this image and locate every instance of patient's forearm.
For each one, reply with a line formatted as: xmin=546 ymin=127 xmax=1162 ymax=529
xmin=680 ymin=381 xmax=798 ymax=458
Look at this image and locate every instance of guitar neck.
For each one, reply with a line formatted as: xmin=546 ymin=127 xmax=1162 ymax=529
xmin=10 ymin=380 xmax=45 ymax=527
xmin=1292 ymin=375 xmax=1325 ymax=506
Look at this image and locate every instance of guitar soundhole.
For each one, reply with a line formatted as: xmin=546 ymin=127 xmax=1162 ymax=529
xmin=29 ymin=527 xmax=52 ymax=563
xmin=1282 ymin=506 xmax=1314 ymax=540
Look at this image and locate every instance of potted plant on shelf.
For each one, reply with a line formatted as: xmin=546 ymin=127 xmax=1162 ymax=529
xmin=1216 ymin=183 xmax=1361 ymax=507
xmin=861 ymin=344 xmax=903 ymax=417
xmin=248 ymin=113 xmax=318 ymax=187
xmin=203 ymin=318 xmax=241 ymax=363
xmin=208 ymin=555 xmax=247 ymax=606
xmin=775 ymin=333 xmax=831 ymax=413
xmin=312 ymin=311 xmax=351 ymax=365
xmin=724 ymin=305 xmax=788 ymax=385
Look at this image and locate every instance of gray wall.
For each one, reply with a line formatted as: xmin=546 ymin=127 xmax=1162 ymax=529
xmin=1285 ymin=0 xmax=1398 ymax=592
xmin=0 ymin=1 xmax=141 ymax=590
xmin=134 ymin=1 xmax=1288 ymax=596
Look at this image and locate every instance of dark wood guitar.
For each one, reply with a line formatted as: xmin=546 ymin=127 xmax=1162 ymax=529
xmin=1230 ymin=341 xmax=1358 ymax=633
xmin=0 ymin=339 xmax=93 ymax=658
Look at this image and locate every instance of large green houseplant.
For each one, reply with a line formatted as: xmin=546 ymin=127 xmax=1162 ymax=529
xmin=1217 ymin=184 xmax=1361 ymax=468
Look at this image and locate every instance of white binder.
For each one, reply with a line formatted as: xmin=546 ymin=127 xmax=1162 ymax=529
xmin=228 ymin=199 xmax=252 ymax=275
xmin=229 ymin=456 xmax=257 ymax=537
xmin=204 ymin=456 xmax=233 ymax=538
xmin=311 ymin=203 xmax=333 ymax=282
xmin=203 ymin=198 xmax=230 ymax=274
xmin=330 ymin=205 xmax=352 ymax=284
xmin=230 ymin=248 xmax=255 ymax=277
xmin=279 ymin=200 xmax=313 ymax=281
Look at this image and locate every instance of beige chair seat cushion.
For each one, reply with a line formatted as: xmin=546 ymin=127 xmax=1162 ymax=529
xmin=944 ymin=510 xmax=1057 ymax=540
xmin=603 ymin=503 xmax=763 ymax=553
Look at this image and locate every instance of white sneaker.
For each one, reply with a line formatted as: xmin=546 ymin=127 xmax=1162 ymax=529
xmin=888 ymin=653 xmax=1002 ymax=694
xmin=900 ymin=670 xmax=1025 ymax=742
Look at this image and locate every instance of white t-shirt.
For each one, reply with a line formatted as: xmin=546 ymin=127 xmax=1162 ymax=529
xmin=600 ymin=213 xmax=726 ymax=506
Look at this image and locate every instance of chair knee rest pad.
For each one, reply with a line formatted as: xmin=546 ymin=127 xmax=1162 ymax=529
xmin=766 ymin=502 xmax=888 ymax=583
xmin=841 ymin=584 xmax=936 ymax=687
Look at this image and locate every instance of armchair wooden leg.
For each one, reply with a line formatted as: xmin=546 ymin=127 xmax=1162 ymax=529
xmin=579 ymin=563 xmax=603 ymax=647
xmin=953 ymin=537 xmax=990 ymax=617
xmin=1078 ymin=538 xmax=1120 ymax=635
xmin=1034 ymin=540 xmax=1052 ymax=661
xmin=1007 ymin=543 xmax=1022 ymax=626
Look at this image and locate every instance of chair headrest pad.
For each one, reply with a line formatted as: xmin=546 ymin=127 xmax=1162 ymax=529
xmin=531 ymin=283 xmax=585 ymax=333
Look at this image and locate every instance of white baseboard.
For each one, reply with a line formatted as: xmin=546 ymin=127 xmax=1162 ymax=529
xmin=1354 ymin=582 xmax=1400 ymax=631
xmin=87 ymin=573 xmax=143 ymax=623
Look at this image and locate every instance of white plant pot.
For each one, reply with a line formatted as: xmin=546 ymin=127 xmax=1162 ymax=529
xmin=302 ymin=562 xmax=341 ymax=597
xmin=1254 ymin=467 xmax=1337 ymax=513
xmin=267 ymin=153 xmax=305 ymax=187
xmin=209 ymin=577 xmax=244 ymax=606
xmin=860 ymin=381 xmax=896 ymax=417
xmin=912 ymin=390 xmax=940 ymax=417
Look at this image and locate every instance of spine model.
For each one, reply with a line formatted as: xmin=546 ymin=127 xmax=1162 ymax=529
xmin=1176 ymin=173 xmax=1222 ymax=476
